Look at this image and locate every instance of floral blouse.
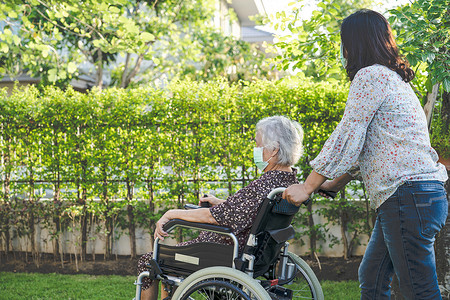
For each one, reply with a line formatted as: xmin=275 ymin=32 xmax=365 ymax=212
xmin=182 ymin=169 xmax=299 ymax=252
xmin=310 ymin=64 xmax=448 ymax=209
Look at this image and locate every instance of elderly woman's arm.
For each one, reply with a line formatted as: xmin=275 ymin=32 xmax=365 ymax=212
xmin=154 ymin=208 xmax=219 ymax=240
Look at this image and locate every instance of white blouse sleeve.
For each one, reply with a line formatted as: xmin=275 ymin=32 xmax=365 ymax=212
xmin=310 ymin=69 xmax=387 ymax=179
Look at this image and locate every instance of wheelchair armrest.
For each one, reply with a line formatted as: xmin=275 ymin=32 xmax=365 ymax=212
xmin=163 ymin=219 xmax=233 ymax=234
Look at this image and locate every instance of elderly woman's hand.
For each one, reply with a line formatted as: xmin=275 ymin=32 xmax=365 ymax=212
xmin=282 ymin=183 xmax=311 ymax=206
xmin=154 ymin=211 xmax=172 ymax=241
xmin=199 ymin=195 xmax=225 ymax=207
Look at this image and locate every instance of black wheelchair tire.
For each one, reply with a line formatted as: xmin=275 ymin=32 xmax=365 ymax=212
xmin=283 ymin=252 xmax=324 ymax=300
xmin=179 ymin=279 xmax=251 ymax=300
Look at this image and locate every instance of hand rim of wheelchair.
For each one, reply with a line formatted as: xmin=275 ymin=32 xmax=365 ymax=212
xmin=172 ymin=266 xmax=270 ymax=299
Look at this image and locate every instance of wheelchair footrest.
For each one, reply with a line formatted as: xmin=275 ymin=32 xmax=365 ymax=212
xmin=145 ymin=259 xmax=163 ymax=279
xmin=267 ymin=286 xmax=293 ymax=300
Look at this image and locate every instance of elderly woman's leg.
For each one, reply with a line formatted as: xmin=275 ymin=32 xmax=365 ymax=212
xmin=140 ymin=282 xmax=158 ymax=300
xmin=137 ymin=252 xmax=159 ymax=300
xmin=140 ymin=281 xmax=170 ymax=300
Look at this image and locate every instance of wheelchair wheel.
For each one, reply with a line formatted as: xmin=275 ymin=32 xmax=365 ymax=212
xmin=281 ymin=252 xmax=324 ymax=300
xmin=179 ymin=279 xmax=251 ymax=300
xmin=172 ymin=266 xmax=270 ymax=300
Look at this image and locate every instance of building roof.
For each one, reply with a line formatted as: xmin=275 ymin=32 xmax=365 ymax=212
xmin=228 ymin=0 xmax=266 ymax=27
xmin=0 ymin=74 xmax=40 ymax=83
xmin=241 ymin=26 xmax=273 ymax=43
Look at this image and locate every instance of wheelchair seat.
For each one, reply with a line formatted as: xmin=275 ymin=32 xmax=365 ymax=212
xmin=157 ymin=242 xmax=234 ymax=276
xmin=135 ymin=187 xmax=324 ymax=300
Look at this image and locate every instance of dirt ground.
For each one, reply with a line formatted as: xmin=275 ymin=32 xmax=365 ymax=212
xmin=0 ymin=252 xmax=361 ymax=282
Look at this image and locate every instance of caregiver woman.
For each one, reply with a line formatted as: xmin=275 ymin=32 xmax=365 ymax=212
xmin=283 ymin=9 xmax=448 ymax=300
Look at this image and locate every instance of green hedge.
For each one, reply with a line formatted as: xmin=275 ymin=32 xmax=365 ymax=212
xmin=0 ymin=77 xmax=370 ymax=261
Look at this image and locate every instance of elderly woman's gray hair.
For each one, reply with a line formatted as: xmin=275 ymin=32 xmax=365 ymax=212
xmin=256 ymin=116 xmax=304 ymax=166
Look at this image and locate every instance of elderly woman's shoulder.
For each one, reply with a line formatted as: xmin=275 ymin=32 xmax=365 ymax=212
xmin=250 ymin=170 xmax=298 ymax=187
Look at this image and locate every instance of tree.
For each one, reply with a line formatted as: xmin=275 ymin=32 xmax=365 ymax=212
xmin=267 ymin=0 xmax=372 ymax=82
xmin=389 ymin=0 xmax=450 ymax=126
xmin=176 ymin=29 xmax=275 ymax=83
xmin=1 ymin=0 xmax=262 ymax=88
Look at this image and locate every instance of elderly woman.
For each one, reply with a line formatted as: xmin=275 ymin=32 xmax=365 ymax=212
xmin=137 ymin=115 xmax=304 ymax=300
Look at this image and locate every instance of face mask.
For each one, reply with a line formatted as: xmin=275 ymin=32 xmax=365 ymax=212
xmin=340 ymin=43 xmax=347 ymax=68
xmin=253 ymin=147 xmax=272 ymax=172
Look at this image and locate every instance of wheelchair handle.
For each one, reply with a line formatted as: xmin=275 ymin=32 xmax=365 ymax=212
xmin=317 ymin=189 xmax=337 ymax=199
xmin=267 ymin=187 xmax=286 ymax=200
xmin=268 ymin=187 xmax=311 ymax=206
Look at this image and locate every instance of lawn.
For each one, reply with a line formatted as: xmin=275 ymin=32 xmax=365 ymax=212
xmin=0 ymin=272 xmax=360 ymax=299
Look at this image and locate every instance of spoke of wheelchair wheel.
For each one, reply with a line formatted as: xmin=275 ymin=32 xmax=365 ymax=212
xmin=290 ymin=283 xmax=314 ymax=299
xmin=202 ymin=287 xmax=214 ymax=300
xmin=194 ymin=287 xmax=244 ymax=300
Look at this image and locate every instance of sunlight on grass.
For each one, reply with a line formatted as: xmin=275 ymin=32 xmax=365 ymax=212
xmin=0 ymin=272 xmax=360 ymax=299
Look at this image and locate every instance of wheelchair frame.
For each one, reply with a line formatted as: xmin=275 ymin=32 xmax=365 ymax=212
xmin=134 ymin=187 xmax=323 ymax=300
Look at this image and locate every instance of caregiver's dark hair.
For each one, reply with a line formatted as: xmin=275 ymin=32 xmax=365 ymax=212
xmin=340 ymin=9 xmax=414 ymax=82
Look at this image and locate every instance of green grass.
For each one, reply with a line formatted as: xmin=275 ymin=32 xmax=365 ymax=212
xmin=0 ymin=272 xmax=136 ymax=300
xmin=0 ymin=272 xmax=360 ymax=299
xmin=321 ymin=280 xmax=361 ymax=299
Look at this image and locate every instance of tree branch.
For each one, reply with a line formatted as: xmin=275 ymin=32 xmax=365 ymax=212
xmin=423 ymin=82 xmax=440 ymax=129
xmin=410 ymin=82 xmax=423 ymax=99
xmin=123 ymin=53 xmax=145 ymax=88
xmin=122 ymin=41 xmax=154 ymax=88
xmin=34 ymin=0 xmax=106 ymax=40
xmin=32 ymin=3 xmax=91 ymax=38
xmin=120 ymin=53 xmax=131 ymax=88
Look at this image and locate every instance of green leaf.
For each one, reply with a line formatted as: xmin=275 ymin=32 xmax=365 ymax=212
xmin=8 ymin=11 xmax=18 ymax=18
xmin=92 ymin=39 xmax=102 ymax=48
xmin=443 ymin=78 xmax=450 ymax=93
xmin=108 ymin=6 xmax=121 ymax=14
xmin=67 ymin=62 xmax=77 ymax=74
xmin=48 ymin=68 xmax=58 ymax=82
xmin=140 ymin=32 xmax=154 ymax=42
xmin=425 ymin=76 xmax=433 ymax=94
xmin=12 ymin=35 xmax=20 ymax=45
xmin=1 ymin=43 xmax=9 ymax=53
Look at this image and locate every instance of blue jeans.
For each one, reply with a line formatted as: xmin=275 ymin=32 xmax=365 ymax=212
xmin=359 ymin=180 xmax=448 ymax=300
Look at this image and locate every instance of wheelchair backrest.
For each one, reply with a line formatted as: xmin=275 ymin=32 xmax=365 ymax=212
xmin=238 ymin=187 xmax=299 ymax=277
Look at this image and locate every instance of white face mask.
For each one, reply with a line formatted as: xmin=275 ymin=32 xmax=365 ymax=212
xmin=340 ymin=43 xmax=347 ymax=68
xmin=253 ymin=147 xmax=272 ymax=172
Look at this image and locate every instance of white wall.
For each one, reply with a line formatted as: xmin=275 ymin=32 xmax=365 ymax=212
xmin=2 ymin=204 xmax=370 ymax=258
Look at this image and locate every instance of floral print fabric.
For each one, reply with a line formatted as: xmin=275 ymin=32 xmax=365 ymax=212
xmin=209 ymin=169 xmax=299 ymax=251
xmin=310 ymin=64 xmax=448 ymax=209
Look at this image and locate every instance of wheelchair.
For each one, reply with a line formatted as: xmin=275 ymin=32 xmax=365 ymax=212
xmin=134 ymin=187 xmax=324 ymax=300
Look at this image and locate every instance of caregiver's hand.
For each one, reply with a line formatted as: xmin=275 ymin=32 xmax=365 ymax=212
xmin=282 ymin=183 xmax=311 ymax=206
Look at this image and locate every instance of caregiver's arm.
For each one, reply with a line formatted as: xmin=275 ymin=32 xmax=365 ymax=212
xmin=319 ymin=173 xmax=354 ymax=195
